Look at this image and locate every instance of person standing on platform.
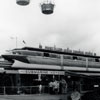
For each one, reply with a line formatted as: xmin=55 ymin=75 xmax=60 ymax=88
xmin=49 ymin=81 xmax=54 ymax=94
xmin=61 ymin=78 xmax=67 ymax=94
xmin=53 ymin=80 xmax=59 ymax=94
xmin=39 ymin=84 xmax=42 ymax=94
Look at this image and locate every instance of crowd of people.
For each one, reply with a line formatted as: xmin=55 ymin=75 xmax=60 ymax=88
xmin=49 ymin=78 xmax=67 ymax=94
xmin=38 ymin=78 xmax=81 ymax=100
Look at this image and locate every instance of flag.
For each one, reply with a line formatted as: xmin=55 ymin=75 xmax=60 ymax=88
xmin=23 ymin=40 xmax=26 ymax=44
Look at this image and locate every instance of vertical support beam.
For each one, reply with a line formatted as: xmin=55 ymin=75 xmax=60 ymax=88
xmin=38 ymin=74 xmax=41 ymax=81
xmin=10 ymin=75 xmax=14 ymax=87
xmin=58 ymin=75 xmax=60 ymax=81
xmin=53 ymin=75 xmax=55 ymax=81
xmin=38 ymin=74 xmax=41 ymax=94
xmin=16 ymin=74 xmax=21 ymax=94
xmin=79 ymin=78 xmax=83 ymax=100
xmin=86 ymin=58 xmax=88 ymax=71
xmin=4 ymin=86 xmax=6 ymax=95
xmin=61 ymin=55 xmax=64 ymax=70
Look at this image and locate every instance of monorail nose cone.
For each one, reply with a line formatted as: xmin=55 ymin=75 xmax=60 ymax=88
xmin=41 ymin=3 xmax=55 ymax=14
xmin=16 ymin=0 xmax=30 ymax=6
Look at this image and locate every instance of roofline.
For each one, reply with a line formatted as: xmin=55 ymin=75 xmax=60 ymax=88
xmin=18 ymin=47 xmax=100 ymax=59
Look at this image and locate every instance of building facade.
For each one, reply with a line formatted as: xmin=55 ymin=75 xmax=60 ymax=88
xmin=0 ymin=46 xmax=100 ymax=95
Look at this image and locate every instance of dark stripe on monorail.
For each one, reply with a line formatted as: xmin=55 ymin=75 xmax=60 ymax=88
xmin=66 ymin=70 xmax=100 ymax=73
xmin=65 ymin=70 xmax=100 ymax=79
xmin=18 ymin=47 xmax=100 ymax=59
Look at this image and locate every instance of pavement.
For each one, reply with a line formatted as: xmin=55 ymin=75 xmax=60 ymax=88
xmin=0 ymin=94 xmax=68 ymax=100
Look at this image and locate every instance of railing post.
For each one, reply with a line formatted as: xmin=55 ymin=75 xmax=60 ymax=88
xmin=30 ymin=86 xmax=31 ymax=94
xmin=4 ymin=86 xmax=6 ymax=95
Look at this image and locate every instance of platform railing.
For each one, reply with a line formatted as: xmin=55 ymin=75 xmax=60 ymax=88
xmin=0 ymin=85 xmax=50 ymax=95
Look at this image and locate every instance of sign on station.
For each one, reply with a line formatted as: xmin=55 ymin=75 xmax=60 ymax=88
xmin=18 ymin=70 xmax=65 ymax=75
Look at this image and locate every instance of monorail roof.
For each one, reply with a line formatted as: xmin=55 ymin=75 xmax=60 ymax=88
xmin=14 ymin=47 xmax=100 ymax=59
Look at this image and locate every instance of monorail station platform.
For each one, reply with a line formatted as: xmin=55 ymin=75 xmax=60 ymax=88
xmin=0 ymin=92 xmax=100 ymax=100
xmin=0 ymin=94 xmax=64 ymax=100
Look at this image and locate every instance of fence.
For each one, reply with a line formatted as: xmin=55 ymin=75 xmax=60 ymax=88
xmin=0 ymin=86 xmax=50 ymax=95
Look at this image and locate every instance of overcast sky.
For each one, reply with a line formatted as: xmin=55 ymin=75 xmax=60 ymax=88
xmin=0 ymin=0 xmax=100 ymax=55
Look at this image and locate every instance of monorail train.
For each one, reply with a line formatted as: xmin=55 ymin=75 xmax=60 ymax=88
xmin=2 ymin=46 xmax=100 ymax=72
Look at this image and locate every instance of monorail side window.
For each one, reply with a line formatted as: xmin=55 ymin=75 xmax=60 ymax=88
xmin=63 ymin=55 xmax=72 ymax=59
xmin=50 ymin=53 xmax=57 ymax=58
xmin=73 ymin=56 xmax=78 ymax=60
xmin=77 ymin=56 xmax=83 ymax=60
xmin=36 ymin=52 xmax=43 ymax=56
xmin=88 ymin=58 xmax=95 ymax=62
xmin=95 ymin=58 xmax=99 ymax=62
xmin=12 ymin=51 xmax=21 ymax=55
xmin=57 ymin=55 xmax=60 ymax=58
xmin=82 ymin=57 xmax=86 ymax=61
xmin=27 ymin=51 xmax=43 ymax=56
xmin=77 ymin=57 xmax=87 ymax=61
xmin=12 ymin=51 xmax=16 ymax=54
xmin=31 ymin=52 xmax=38 ymax=56
xmin=44 ymin=52 xmax=50 ymax=57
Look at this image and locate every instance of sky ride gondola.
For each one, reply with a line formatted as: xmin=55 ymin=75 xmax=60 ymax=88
xmin=40 ymin=1 xmax=55 ymax=15
xmin=16 ymin=0 xmax=55 ymax=15
xmin=16 ymin=0 xmax=30 ymax=6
